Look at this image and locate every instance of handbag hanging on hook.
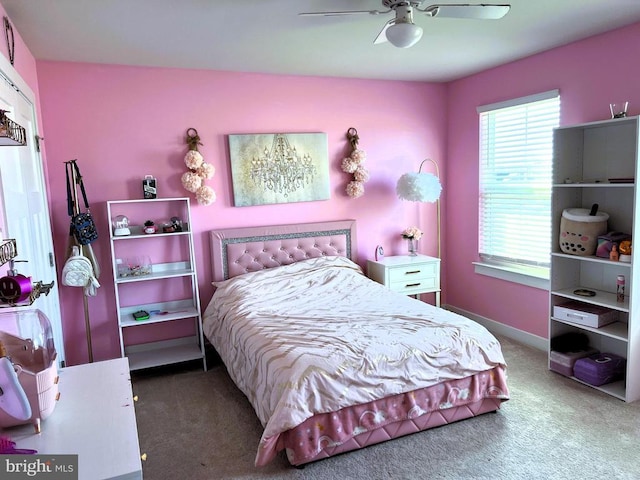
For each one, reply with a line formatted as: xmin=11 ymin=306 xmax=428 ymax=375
xmin=66 ymin=160 xmax=98 ymax=245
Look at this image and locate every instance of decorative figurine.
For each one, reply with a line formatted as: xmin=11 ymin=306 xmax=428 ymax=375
xmin=610 ymin=244 xmax=619 ymax=261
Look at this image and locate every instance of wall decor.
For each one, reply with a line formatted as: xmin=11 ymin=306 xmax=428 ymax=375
xmin=181 ymin=128 xmax=216 ymax=206
xmin=228 ymin=132 xmax=329 ymax=207
xmin=340 ymin=127 xmax=369 ymax=198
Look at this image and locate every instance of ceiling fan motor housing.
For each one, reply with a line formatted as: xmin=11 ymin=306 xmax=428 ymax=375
xmin=382 ymin=0 xmax=424 ymax=9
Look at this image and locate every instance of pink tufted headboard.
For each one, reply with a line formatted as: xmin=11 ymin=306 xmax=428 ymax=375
xmin=209 ymin=220 xmax=357 ymax=281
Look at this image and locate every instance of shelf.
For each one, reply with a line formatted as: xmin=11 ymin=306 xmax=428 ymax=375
xmin=125 ymin=337 xmax=203 ymax=371
xmin=551 ymin=252 xmax=632 ymax=267
xmin=112 ymin=229 xmax=191 ymax=241
xmin=553 ymin=182 xmax=635 ymax=188
xmin=551 ymin=287 xmax=629 ymax=312
xmin=119 ymin=305 xmax=199 ymax=328
xmin=116 ymin=262 xmax=194 ymax=284
xmin=108 ymin=197 xmax=190 ymax=205
xmin=569 ymin=377 xmax=626 ymax=401
xmin=550 ymin=317 xmax=628 ymax=342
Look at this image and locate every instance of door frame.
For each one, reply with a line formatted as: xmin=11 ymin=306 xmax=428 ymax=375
xmin=0 ymin=51 xmax=65 ymax=366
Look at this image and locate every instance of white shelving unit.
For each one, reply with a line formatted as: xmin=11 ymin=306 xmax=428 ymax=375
xmin=550 ymin=116 xmax=639 ymax=402
xmin=107 ymin=197 xmax=206 ymax=371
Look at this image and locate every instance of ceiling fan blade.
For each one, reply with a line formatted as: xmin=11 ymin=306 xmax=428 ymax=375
xmin=373 ymin=19 xmax=394 ymax=44
xmin=422 ymin=4 xmax=511 ymax=20
xmin=299 ymin=9 xmax=390 ymax=17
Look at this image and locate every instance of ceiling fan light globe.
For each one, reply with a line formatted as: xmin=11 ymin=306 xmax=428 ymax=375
xmin=385 ymin=22 xmax=423 ymax=48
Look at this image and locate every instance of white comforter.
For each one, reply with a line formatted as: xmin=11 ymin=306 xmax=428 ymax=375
xmin=203 ymin=256 xmax=506 ymax=452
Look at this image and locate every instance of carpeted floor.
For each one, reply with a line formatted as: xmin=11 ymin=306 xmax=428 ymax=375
xmin=131 ymin=335 xmax=640 ymax=479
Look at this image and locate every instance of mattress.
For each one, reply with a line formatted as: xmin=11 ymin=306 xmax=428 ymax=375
xmin=203 ymin=255 xmax=509 ymax=466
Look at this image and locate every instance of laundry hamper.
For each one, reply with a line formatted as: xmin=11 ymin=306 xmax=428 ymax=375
xmin=0 ymin=309 xmax=58 ymax=433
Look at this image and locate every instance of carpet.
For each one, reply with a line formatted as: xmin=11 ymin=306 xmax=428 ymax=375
xmin=131 ymin=335 xmax=640 ymax=479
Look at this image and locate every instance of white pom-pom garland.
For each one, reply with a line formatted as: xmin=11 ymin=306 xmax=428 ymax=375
xmin=196 ymin=162 xmax=215 ymax=179
xmin=182 ymin=128 xmax=216 ymax=205
xmin=343 ymin=128 xmax=369 ymax=198
xmin=196 ymin=185 xmax=216 ymax=206
xmin=181 ymin=171 xmax=202 ymax=192
xmin=346 ymin=181 xmax=365 ymax=198
xmin=184 ymin=150 xmax=203 ymax=169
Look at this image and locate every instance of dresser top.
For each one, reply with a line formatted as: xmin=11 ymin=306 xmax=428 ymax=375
xmin=368 ymin=254 xmax=440 ymax=266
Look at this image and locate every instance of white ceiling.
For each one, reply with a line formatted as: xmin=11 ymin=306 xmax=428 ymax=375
xmin=3 ymin=0 xmax=640 ymax=83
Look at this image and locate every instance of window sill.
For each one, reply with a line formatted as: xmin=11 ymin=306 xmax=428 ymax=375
xmin=473 ymin=261 xmax=549 ymax=290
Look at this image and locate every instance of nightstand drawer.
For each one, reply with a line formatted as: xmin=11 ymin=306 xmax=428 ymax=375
xmin=390 ymin=276 xmax=438 ymax=294
xmin=387 ymin=262 xmax=437 ymax=283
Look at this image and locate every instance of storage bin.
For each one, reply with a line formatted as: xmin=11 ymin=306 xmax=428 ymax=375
xmin=550 ymin=348 xmax=598 ymax=377
xmin=553 ymin=301 xmax=619 ymax=328
xmin=573 ymin=353 xmax=626 ymax=386
xmin=559 ymin=208 xmax=609 ymax=256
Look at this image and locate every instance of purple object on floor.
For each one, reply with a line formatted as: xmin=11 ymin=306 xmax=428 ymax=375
xmin=0 ymin=436 xmax=37 ymax=454
xmin=573 ymin=353 xmax=626 ymax=386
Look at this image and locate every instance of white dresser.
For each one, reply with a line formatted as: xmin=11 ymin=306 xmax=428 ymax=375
xmin=9 ymin=357 xmax=143 ymax=480
xmin=367 ymin=254 xmax=441 ymax=306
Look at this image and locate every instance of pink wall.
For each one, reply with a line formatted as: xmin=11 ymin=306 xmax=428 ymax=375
xmin=35 ymin=63 xmax=447 ymax=365
xmin=446 ymin=22 xmax=640 ymax=338
xmin=5 ymin=1 xmax=640 ymax=364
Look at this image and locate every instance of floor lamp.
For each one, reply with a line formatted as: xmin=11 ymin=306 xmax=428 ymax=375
xmin=396 ymin=158 xmax=442 ymax=258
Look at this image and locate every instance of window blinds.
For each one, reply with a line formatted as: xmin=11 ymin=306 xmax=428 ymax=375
xmin=478 ymin=90 xmax=560 ymax=269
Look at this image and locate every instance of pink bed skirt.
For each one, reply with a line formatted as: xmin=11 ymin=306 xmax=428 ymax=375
xmin=256 ymin=365 xmax=509 ymax=466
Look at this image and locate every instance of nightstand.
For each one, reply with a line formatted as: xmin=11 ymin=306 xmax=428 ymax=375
xmin=367 ymin=254 xmax=441 ymax=306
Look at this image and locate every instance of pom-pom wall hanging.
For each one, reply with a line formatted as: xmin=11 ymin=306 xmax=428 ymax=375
xmin=341 ymin=127 xmax=369 ymax=198
xmin=181 ymin=128 xmax=216 ymax=205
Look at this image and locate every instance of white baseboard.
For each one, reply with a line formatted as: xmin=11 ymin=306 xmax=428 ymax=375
xmin=445 ymin=304 xmax=548 ymax=352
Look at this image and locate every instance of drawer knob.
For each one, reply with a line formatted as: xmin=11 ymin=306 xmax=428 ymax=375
xmin=406 ymin=283 xmax=421 ymax=287
xmin=405 ymin=270 xmax=421 ymax=275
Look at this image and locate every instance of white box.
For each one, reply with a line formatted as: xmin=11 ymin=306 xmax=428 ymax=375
xmin=553 ymin=301 xmax=619 ymax=328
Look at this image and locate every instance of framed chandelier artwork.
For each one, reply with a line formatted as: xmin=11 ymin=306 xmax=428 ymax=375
xmin=228 ymin=132 xmax=330 ymax=206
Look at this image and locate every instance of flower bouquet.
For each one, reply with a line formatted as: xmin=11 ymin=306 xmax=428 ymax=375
xmin=401 ymin=226 xmax=422 ymax=256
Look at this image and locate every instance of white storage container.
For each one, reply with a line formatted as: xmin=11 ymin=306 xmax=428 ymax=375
xmin=553 ymin=301 xmax=619 ymax=328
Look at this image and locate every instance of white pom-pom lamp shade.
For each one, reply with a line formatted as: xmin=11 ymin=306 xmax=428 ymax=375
xmin=396 ymin=158 xmax=442 ymax=258
xmin=396 ymin=171 xmax=441 ymax=202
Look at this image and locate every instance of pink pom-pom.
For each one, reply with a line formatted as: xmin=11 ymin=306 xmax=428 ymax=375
xmin=354 ymin=165 xmax=369 ymax=183
xmin=341 ymin=157 xmax=358 ymax=174
xmin=184 ymin=150 xmax=203 ymax=170
xmin=196 ymin=162 xmax=215 ymax=180
xmin=196 ymin=185 xmax=216 ymax=205
xmin=350 ymin=149 xmax=366 ymax=163
xmin=181 ymin=171 xmax=202 ymax=193
xmin=346 ymin=181 xmax=364 ymax=198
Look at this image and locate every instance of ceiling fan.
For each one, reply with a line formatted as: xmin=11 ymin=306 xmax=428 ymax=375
xmin=300 ymin=1 xmax=511 ymax=48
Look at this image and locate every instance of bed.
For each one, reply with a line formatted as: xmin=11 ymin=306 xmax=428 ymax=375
xmin=203 ymin=220 xmax=509 ymax=467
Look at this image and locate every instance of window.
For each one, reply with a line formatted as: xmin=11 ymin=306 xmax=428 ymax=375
xmin=476 ymin=90 xmax=560 ymax=288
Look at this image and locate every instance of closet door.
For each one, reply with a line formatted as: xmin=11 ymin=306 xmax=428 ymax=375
xmin=0 ymin=71 xmax=65 ymax=366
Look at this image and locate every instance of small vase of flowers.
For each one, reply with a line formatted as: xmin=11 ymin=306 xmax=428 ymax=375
xmin=401 ymin=226 xmax=423 ymax=256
